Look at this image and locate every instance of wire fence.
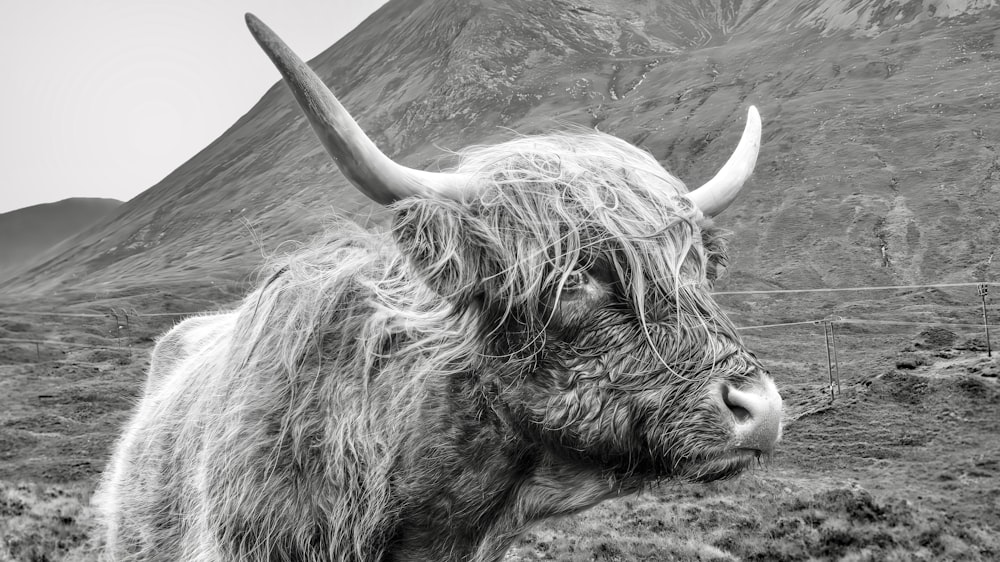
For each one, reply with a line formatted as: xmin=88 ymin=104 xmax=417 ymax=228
xmin=713 ymin=281 xmax=997 ymax=296
xmin=0 ymin=309 xmax=194 ymax=318
xmin=0 ymin=338 xmax=126 ymax=351
xmin=2 ymin=281 xmax=996 ymax=403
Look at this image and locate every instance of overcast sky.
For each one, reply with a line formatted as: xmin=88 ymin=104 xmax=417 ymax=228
xmin=0 ymin=0 xmax=389 ymax=214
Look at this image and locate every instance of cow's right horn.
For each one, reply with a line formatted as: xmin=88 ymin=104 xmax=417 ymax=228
xmin=245 ymin=13 xmax=472 ymax=205
xmin=685 ymin=106 xmax=761 ymax=217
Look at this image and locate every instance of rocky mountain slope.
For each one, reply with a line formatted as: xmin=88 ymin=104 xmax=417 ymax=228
xmin=3 ymin=0 xmax=998 ymax=297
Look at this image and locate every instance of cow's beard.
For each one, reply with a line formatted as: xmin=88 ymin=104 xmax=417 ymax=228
xmin=492 ymin=331 xmax=766 ymax=484
xmin=634 ymin=393 xmax=766 ymax=482
xmin=636 ymin=445 xmax=764 ymax=483
xmin=676 ymin=449 xmax=763 ymax=482
xmin=552 ymin=403 xmax=763 ymax=483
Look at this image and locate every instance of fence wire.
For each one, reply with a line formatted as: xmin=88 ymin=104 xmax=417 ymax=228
xmin=2 ymin=282 xmax=997 ymax=368
xmin=713 ymin=281 xmax=996 ymax=296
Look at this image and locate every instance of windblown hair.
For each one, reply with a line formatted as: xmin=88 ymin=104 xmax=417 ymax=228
xmin=157 ymin=227 xmax=490 ymax=558
xmin=399 ymin=132 xmax=731 ymax=345
xmin=98 ymin=130 xmax=748 ymax=561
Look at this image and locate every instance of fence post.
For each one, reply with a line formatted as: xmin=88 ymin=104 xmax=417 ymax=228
xmin=824 ymin=321 xmax=835 ymax=402
xmin=127 ymin=309 xmax=133 ymax=359
xmin=830 ymin=320 xmax=841 ymax=395
xmin=121 ymin=308 xmax=132 ymax=359
xmin=978 ymin=284 xmax=992 ymax=357
xmin=110 ymin=309 xmax=121 ymax=349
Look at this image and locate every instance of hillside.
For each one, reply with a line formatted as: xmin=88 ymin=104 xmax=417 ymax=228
xmin=2 ymin=0 xmax=998 ymax=298
xmin=2 ymin=2 xmax=1000 ymax=560
xmin=0 ymin=198 xmax=122 ymax=282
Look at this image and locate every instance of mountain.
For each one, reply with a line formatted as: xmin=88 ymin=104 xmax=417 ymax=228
xmin=3 ymin=0 xmax=999 ymax=299
xmin=0 ymin=198 xmax=122 ymax=282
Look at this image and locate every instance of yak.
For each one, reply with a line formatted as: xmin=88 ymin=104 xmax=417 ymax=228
xmin=95 ymin=13 xmax=783 ymax=562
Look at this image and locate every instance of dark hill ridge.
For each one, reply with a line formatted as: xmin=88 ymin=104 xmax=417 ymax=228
xmin=3 ymin=0 xmax=998 ymax=296
xmin=0 ymin=198 xmax=122 ymax=282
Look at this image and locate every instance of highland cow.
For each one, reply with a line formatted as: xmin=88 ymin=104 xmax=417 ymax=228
xmin=95 ymin=14 xmax=783 ymax=562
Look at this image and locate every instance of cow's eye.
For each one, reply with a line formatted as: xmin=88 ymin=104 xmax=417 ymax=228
xmin=562 ymin=270 xmax=588 ymax=292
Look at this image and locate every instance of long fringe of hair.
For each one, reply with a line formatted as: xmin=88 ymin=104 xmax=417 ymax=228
xmin=440 ymin=132 xmax=733 ymax=360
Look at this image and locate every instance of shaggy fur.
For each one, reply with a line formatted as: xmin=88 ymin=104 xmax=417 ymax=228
xmin=97 ymin=132 xmax=772 ymax=561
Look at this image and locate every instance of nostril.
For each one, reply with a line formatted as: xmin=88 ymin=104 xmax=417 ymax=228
xmin=718 ymin=379 xmax=784 ymax=453
xmin=720 ymin=383 xmax=752 ymax=423
xmin=730 ymin=405 xmax=751 ymax=423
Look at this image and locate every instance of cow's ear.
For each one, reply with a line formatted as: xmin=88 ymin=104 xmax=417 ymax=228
xmin=700 ymin=221 xmax=730 ymax=284
xmin=392 ymin=200 xmax=500 ymax=300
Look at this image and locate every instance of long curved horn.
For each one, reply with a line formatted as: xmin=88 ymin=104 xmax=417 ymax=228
xmin=245 ymin=13 xmax=472 ymax=205
xmin=686 ymin=106 xmax=762 ymax=217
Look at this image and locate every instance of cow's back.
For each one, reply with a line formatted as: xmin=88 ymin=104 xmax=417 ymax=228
xmin=144 ymin=313 xmax=232 ymax=396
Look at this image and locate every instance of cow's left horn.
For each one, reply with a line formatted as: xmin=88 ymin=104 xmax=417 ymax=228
xmin=245 ymin=13 xmax=472 ymax=205
xmin=686 ymin=106 xmax=762 ymax=217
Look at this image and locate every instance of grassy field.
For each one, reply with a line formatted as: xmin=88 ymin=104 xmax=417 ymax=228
xmin=1 ymin=285 xmax=998 ymax=561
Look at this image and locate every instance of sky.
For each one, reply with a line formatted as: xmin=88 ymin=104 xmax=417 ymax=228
xmin=0 ymin=0 xmax=389 ymax=215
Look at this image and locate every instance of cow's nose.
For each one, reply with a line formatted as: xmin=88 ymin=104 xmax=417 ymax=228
xmin=719 ymin=377 xmax=783 ymax=453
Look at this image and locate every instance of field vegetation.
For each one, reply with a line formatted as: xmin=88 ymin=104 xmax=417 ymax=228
xmin=1 ymin=285 xmax=997 ymax=561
